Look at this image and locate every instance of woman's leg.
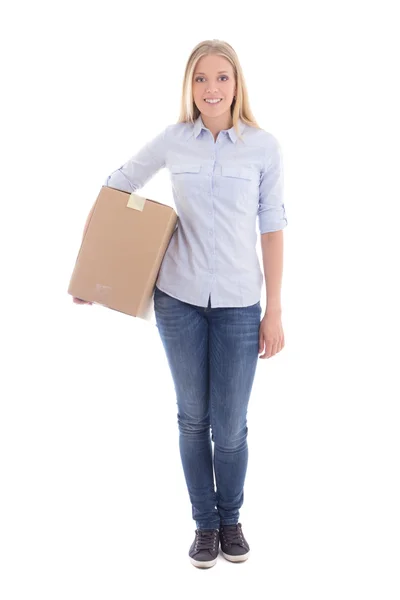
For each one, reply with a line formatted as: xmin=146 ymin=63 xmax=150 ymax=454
xmin=153 ymin=286 xmax=219 ymax=530
xmin=208 ymin=301 xmax=262 ymax=526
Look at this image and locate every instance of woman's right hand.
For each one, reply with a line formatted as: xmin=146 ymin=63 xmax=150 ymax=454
xmin=72 ymin=297 xmax=93 ymax=305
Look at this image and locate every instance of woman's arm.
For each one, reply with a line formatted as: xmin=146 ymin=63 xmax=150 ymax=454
xmin=261 ymin=230 xmax=284 ymax=314
xmin=104 ymin=125 xmax=169 ymax=193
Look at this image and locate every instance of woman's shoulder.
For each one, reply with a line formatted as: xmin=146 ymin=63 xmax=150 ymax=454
xmin=245 ymin=123 xmax=280 ymax=147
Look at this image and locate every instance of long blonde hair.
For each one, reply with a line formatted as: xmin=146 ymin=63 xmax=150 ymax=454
xmin=177 ymin=39 xmax=261 ymax=143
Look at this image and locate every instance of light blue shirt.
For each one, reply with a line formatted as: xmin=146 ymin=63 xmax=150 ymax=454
xmin=104 ymin=115 xmax=287 ymax=308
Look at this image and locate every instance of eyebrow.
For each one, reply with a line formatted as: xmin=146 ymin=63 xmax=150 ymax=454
xmin=194 ymin=70 xmax=229 ymax=75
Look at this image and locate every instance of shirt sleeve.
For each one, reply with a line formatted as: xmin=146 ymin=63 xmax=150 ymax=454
xmin=103 ymin=126 xmax=168 ymax=193
xmin=258 ymin=134 xmax=288 ymax=234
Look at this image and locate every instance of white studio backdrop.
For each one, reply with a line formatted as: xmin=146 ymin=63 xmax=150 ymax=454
xmin=1 ymin=1 xmax=399 ymax=598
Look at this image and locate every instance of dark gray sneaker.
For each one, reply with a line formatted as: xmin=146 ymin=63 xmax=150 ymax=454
xmin=220 ymin=523 xmax=250 ymax=562
xmin=189 ymin=529 xmax=220 ymax=568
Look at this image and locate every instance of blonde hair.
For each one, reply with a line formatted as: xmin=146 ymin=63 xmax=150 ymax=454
xmin=177 ymin=39 xmax=261 ymax=142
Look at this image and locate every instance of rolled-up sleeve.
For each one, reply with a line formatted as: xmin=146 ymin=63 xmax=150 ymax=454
xmin=258 ymin=134 xmax=288 ymax=234
xmin=104 ymin=126 xmax=169 ymax=193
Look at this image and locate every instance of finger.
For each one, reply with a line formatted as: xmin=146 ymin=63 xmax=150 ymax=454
xmin=265 ymin=340 xmax=275 ymax=358
xmin=260 ymin=341 xmax=270 ymax=359
xmin=270 ymin=341 xmax=278 ymax=357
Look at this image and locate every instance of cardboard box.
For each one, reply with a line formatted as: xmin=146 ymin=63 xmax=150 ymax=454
xmin=67 ymin=185 xmax=178 ymax=320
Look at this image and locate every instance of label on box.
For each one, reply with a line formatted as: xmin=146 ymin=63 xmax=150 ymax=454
xmin=127 ymin=193 xmax=146 ymax=211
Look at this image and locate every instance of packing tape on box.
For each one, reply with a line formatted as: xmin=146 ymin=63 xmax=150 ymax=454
xmin=127 ymin=193 xmax=146 ymax=211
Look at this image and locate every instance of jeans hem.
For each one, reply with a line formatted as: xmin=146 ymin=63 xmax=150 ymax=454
xmin=196 ymin=523 xmax=221 ymax=531
xmin=220 ymin=519 xmax=239 ymax=527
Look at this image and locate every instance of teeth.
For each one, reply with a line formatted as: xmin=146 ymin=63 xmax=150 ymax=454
xmin=205 ymin=99 xmax=222 ymax=103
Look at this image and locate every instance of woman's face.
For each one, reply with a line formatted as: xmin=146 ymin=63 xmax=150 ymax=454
xmin=192 ymin=54 xmax=236 ymax=119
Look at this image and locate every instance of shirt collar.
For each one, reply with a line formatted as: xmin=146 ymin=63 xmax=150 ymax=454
xmin=191 ymin=115 xmax=245 ymax=143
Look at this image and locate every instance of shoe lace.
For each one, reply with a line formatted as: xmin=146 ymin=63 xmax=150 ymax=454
xmin=221 ymin=524 xmax=245 ymax=547
xmin=194 ymin=529 xmax=218 ymax=551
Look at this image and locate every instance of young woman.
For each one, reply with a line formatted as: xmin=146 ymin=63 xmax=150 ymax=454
xmin=81 ymin=39 xmax=288 ymax=568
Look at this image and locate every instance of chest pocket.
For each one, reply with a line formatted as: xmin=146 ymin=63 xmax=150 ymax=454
xmin=220 ymin=166 xmax=259 ymax=200
xmin=221 ymin=166 xmax=255 ymax=180
xmin=169 ymin=164 xmax=202 ymax=197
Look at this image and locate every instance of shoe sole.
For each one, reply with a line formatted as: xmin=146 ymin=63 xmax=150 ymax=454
xmin=221 ymin=550 xmax=250 ymax=562
xmin=190 ymin=556 xmax=218 ymax=568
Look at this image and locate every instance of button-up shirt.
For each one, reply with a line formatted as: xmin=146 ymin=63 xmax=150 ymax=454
xmin=104 ymin=115 xmax=287 ymax=308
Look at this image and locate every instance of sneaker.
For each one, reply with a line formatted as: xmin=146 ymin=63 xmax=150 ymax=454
xmin=220 ymin=523 xmax=250 ymax=562
xmin=189 ymin=529 xmax=220 ymax=568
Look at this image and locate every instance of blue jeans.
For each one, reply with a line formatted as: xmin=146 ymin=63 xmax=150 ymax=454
xmin=153 ymin=285 xmax=262 ymax=530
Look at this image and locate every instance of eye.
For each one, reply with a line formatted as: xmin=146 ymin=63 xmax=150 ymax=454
xmin=195 ymin=76 xmax=229 ymax=82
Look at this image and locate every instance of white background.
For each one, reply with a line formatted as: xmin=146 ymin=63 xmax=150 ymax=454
xmin=1 ymin=0 xmax=400 ymax=598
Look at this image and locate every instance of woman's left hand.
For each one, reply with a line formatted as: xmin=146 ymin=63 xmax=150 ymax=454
xmin=258 ymin=310 xmax=285 ymax=359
